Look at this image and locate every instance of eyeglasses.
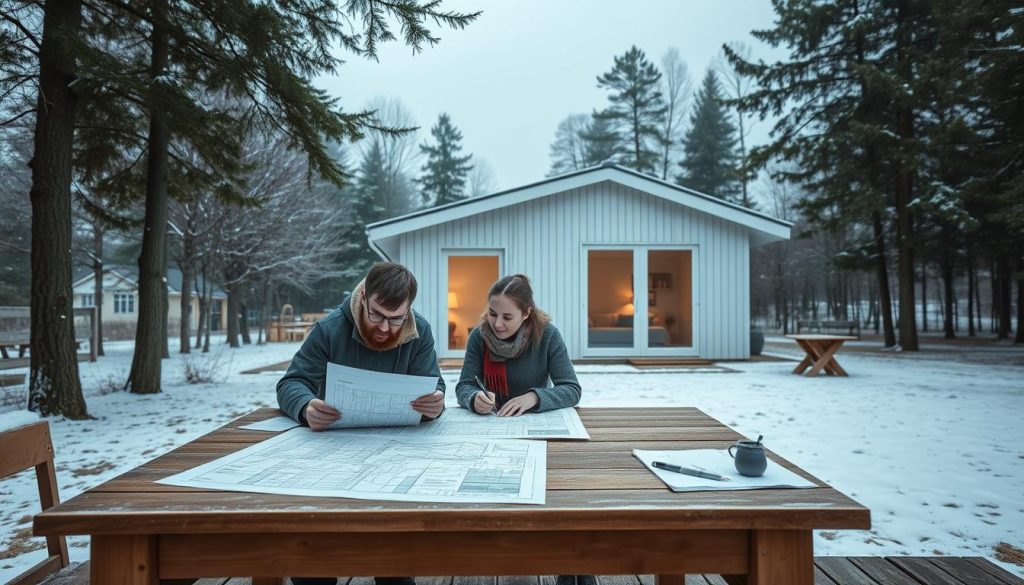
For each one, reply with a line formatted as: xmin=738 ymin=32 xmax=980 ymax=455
xmin=364 ymin=298 xmax=408 ymax=327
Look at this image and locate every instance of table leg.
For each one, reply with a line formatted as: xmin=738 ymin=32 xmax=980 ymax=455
xmin=791 ymin=340 xmax=817 ymax=375
xmin=655 ymin=575 xmax=685 ymax=585
xmin=91 ymin=535 xmax=158 ymax=585
xmin=808 ymin=342 xmax=843 ymax=377
xmin=252 ymin=578 xmax=282 ymax=585
xmin=747 ymin=529 xmax=813 ymax=585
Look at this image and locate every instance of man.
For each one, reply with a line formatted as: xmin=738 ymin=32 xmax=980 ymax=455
xmin=276 ymin=262 xmax=445 ymax=585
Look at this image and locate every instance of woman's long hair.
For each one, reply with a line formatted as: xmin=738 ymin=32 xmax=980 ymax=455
xmin=479 ymin=274 xmax=551 ymax=346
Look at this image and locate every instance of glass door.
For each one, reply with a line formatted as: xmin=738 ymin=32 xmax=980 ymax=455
xmin=443 ymin=251 xmax=502 ymax=356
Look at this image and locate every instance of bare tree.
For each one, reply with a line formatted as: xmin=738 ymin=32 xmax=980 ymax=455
xmin=716 ymin=42 xmax=756 ymax=207
xmin=468 ymin=157 xmax=496 ymax=196
xmin=659 ymin=47 xmax=692 ymax=181
xmin=548 ymin=113 xmax=591 ymax=175
xmin=213 ymin=133 xmax=348 ymax=348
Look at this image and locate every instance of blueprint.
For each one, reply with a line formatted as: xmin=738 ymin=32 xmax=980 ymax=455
xmin=357 ymin=407 xmax=590 ymax=440
xmin=157 ymin=427 xmax=547 ymax=504
xmin=325 ymin=362 xmax=438 ymax=429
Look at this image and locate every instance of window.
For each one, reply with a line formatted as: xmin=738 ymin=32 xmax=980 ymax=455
xmin=114 ymin=293 xmax=135 ymax=314
xmin=80 ymin=294 xmax=94 ymax=307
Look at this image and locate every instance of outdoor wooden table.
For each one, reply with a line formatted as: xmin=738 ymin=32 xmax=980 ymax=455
xmin=34 ymin=407 xmax=869 ymax=585
xmin=786 ymin=334 xmax=858 ymax=377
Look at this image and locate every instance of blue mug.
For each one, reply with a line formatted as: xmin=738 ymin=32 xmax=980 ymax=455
xmin=728 ymin=440 xmax=767 ymax=477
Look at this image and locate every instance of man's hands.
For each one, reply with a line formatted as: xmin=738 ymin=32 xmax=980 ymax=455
xmin=496 ymin=391 xmax=538 ymax=417
xmin=473 ymin=390 xmax=497 ymax=414
xmin=412 ymin=390 xmax=445 ymax=419
xmin=304 ymin=398 xmax=341 ymax=431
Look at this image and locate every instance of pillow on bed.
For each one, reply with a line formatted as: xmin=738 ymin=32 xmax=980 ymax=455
xmin=590 ymin=312 xmax=617 ymax=327
xmin=616 ymin=314 xmax=633 ymax=327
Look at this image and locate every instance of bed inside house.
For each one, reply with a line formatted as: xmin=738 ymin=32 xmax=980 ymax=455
xmin=587 ymin=312 xmax=669 ymax=347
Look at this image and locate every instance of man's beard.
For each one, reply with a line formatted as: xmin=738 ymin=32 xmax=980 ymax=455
xmin=362 ymin=326 xmax=403 ymax=350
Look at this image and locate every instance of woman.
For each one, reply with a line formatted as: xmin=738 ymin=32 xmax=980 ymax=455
xmin=456 ymin=275 xmax=589 ymax=585
xmin=456 ymin=274 xmax=581 ymax=416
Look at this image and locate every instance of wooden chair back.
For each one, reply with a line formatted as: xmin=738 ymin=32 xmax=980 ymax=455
xmin=0 ymin=421 xmax=69 ymax=585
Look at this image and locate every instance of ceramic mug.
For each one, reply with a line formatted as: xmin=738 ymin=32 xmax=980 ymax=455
xmin=728 ymin=440 xmax=767 ymax=477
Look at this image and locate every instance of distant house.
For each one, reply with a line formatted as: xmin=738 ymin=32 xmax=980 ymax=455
xmin=72 ymin=267 xmax=227 ymax=339
xmin=366 ymin=163 xmax=792 ymax=360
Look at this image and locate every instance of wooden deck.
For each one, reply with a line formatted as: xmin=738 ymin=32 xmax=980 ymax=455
xmin=292 ymin=557 xmax=1009 ymax=584
xmin=45 ymin=557 xmax=1017 ymax=585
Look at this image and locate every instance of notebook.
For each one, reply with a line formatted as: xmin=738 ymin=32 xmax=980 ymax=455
xmin=632 ymin=448 xmax=818 ymax=492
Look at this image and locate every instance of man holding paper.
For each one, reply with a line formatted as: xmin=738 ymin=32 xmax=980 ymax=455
xmin=277 ymin=262 xmax=446 ymax=431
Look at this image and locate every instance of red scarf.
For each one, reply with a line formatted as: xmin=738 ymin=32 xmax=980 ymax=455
xmin=482 ymin=351 xmax=510 ymax=403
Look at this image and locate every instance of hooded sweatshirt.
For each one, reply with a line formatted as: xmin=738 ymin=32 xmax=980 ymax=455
xmin=276 ymin=281 xmax=445 ymax=425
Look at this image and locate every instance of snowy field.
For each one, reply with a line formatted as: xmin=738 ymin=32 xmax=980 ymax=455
xmin=1 ymin=335 xmax=1022 ymax=581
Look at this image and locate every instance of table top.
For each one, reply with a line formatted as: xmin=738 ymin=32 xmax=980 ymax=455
xmin=35 ymin=407 xmax=870 ymax=536
xmin=785 ymin=334 xmax=858 ymax=341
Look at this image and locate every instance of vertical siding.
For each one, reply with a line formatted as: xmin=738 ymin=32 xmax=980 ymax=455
xmin=393 ymin=181 xmax=753 ymax=359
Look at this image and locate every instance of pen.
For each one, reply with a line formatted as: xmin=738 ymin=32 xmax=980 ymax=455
xmin=473 ymin=375 xmax=498 ymax=415
xmin=652 ymin=461 xmax=731 ymax=481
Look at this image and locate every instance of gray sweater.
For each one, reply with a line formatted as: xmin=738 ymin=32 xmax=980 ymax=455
xmin=276 ymin=297 xmax=445 ymax=425
xmin=455 ymin=323 xmax=581 ymax=413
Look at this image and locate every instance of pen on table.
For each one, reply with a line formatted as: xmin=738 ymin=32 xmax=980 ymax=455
xmin=652 ymin=461 xmax=731 ymax=481
xmin=473 ymin=375 xmax=498 ymax=415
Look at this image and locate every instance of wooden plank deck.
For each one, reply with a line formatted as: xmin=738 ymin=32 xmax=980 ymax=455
xmin=122 ymin=557 xmax=1020 ymax=585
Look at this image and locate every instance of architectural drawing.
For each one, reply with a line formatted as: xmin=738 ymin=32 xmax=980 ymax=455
xmin=325 ymin=362 xmax=437 ymax=428
xmin=360 ymin=407 xmax=590 ymax=440
xmin=157 ymin=427 xmax=547 ymax=504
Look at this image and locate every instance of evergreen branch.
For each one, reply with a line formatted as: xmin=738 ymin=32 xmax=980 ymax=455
xmin=0 ymin=9 xmax=41 ymax=52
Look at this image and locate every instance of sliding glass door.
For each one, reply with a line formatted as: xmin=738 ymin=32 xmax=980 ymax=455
xmin=585 ymin=247 xmax=696 ymax=356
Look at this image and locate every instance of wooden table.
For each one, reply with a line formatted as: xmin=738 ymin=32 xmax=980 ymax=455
xmin=786 ymin=334 xmax=858 ymax=377
xmin=34 ymin=407 xmax=869 ymax=585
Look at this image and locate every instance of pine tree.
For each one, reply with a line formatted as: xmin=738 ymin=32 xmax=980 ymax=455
xmin=419 ymin=113 xmax=474 ymax=206
xmin=678 ymin=69 xmax=738 ymax=200
xmin=595 ymin=46 xmax=666 ymax=175
xmin=580 ymin=114 xmax=622 ymax=167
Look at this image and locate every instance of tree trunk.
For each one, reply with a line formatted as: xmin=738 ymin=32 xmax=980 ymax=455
xmin=179 ymin=259 xmax=193 ymax=354
xmin=894 ymin=0 xmax=918 ymax=350
xmin=967 ymin=249 xmax=976 ymax=336
xmin=1015 ymin=257 xmax=1023 ymax=344
xmin=27 ymin=0 xmax=88 ymax=418
xmin=202 ymin=295 xmax=212 ymax=353
xmin=997 ymin=254 xmax=1012 ymax=339
xmin=240 ymin=300 xmax=252 ymax=345
xmin=127 ymin=0 xmax=170 ymax=394
xmin=920 ymin=263 xmax=928 ymax=332
xmin=226 ymin=283 xmax=240 ymax=348
xmin=872 ymin=211 xmax=897 ymax=346
xmin=91 ymin=223 xmax=105 ymax=356
xmin=942 ymin=255 xmax=955 ymax=339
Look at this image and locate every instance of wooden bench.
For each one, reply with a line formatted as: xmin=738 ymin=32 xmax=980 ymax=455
xmin=186 ymin=558 xmax=1023 ymax=584
xmin=0 ymin=340 xmax=31 ymax=359
xmin=0 ymin=421 xmax=79 ymax=585
xmin=797 ymin=319 xmax=861 ymax=339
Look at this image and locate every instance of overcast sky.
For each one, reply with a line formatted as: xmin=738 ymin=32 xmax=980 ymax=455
xmin=317 ymin=1 xmax=783 ymax=191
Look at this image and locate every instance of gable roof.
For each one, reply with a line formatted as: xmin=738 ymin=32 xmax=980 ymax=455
xmin=366 ymin=163 xmax=792 ymax=255
xmin=72 ymin=266 xmax=227 ymax=298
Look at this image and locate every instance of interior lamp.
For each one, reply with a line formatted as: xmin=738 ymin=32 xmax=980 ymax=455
xmin=448 ymin=291 xmax=460 ymax=309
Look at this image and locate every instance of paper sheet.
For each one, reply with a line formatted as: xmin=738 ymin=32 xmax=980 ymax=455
xmin=158 ymin=426 xmax=547 ymax=504
xmin=239 ymin=415 xmax=301 ymax=432
xmin=325 ymin=362 xmax=438 ymax=429
xmin=356 ymin=406 xmax=590 ymax=440
xmin=633 ymin=449 xmax=818 ymax=492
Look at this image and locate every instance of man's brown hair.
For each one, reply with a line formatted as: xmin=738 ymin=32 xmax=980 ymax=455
xmin=365 ymin=262 xmax=418 ymax=310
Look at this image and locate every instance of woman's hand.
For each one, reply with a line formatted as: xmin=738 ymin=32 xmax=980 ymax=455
xmin=473 ymin=390 xmax=497 ymax=414
xmin=496 ymin=391 xmax=538 ymax=417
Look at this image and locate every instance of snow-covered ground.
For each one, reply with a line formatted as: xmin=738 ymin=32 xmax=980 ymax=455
xmin=1 ymin=335 xmax=1022 ymax=581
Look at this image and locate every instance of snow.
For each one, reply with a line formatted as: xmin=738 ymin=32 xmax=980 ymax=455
xmin=1 ymin=336 xmax=1022 ymax=580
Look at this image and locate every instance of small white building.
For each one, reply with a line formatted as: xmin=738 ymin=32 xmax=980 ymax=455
xmin=366 ymin=164 xmax=792 ymax=360
xmin=72 ymin=267 xmax=227 ymax=340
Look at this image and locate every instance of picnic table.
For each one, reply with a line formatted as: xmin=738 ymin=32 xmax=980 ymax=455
xmin=33 ymin=407 xmax=869 ymax=585
xmin=786 ymin=334 xmax=858 ymax=377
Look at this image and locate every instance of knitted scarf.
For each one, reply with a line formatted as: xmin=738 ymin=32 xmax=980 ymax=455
xmin=479 ymin=321 xmax=531 ymax=402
